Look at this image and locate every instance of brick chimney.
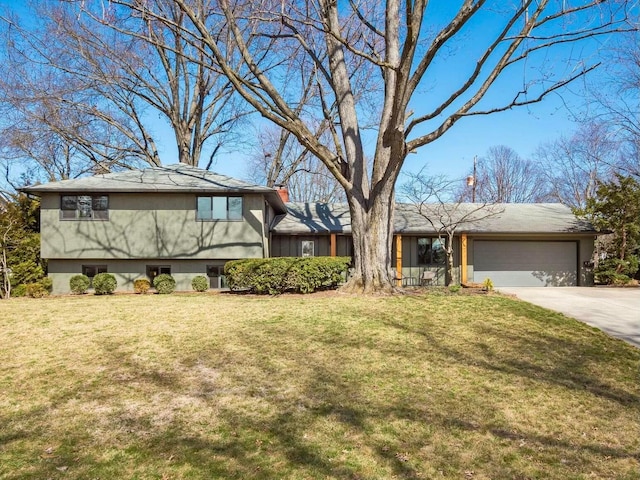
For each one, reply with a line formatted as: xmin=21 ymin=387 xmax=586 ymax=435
xmin=275 ymin=184 xmax=289 ymax=203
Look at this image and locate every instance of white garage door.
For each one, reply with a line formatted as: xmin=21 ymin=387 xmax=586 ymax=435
xmin=473 ymin=241 xmax=577 ymax=287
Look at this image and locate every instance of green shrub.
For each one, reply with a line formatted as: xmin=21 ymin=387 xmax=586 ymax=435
xmin=448 ymin=284 xmax=461 ymax=293
xmin=93 ymin=273 xmax=117 ymax=295
xmin=482 ymin=278 xmax=494 ymax=292
xmin=25 ymin=282 xmax=49 ymax=298
xmin=134 ymin=278 xmax=151 ymax=294
xmin=11 ymin=284 xmax=27 ymax=297
xmin=192 ymin=275 xmax=209 ymax=292
xmin=70 ymin=274 xmax=90 ymax=295
xmin=595 ymin=256 xmax=637 ymax=285
xmin=40 ymin=277 xmax=53 ymax=293
xmin=225 ymin=256 xmax=351 ymax=295
xmin=153 ymin=273 xmax=176 ymax=294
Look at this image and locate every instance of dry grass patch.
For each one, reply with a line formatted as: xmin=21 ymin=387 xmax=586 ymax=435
xmin=0 ymin=292 xmax=638 ymax=479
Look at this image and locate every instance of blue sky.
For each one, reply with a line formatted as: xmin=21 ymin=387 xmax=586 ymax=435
xmin=0 ymin=0 xmax=631 ymax=189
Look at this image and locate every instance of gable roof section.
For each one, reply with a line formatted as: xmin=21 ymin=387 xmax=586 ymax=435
xmin=21 ymin=164 xmax=287 ymax=214
xmin=272 ymin=202 xmax=596 ymax=235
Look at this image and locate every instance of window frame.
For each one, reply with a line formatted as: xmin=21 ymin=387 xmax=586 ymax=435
xmin=196 ymin=195 xmax=243 ymax=221
xmin=417 ymin=237 xmax=446 ymax=266
xmin=146 ymin=265 xmax=171 ymax=284
xmin=301 ymin=240 xmax=315 ymax=257
xmin=60 ymin=194 xmax=109 ymax=221
xmin=82 ymin=264 xmax=108 ymax=287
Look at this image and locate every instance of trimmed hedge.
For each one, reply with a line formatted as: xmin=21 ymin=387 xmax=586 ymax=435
xmin=224 ymin=256 xmax=351 ymax=295
xmin=93 ymin=273 xmax=117 ymax=295
xmin=192 ymin=275 xmax=209 ymax=292
xmin=153 ymin=273 xmax=176 ymax=294
xmin=70 ymin=274 xmax=90 ymax=295
xmin=134 ymin=278 xmax=151 ymax=294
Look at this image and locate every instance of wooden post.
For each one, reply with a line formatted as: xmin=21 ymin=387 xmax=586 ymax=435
xmin=330 ymin=233 xmax=337 ymax=257
xmin=396 ymin=234 xmax=403 ymax=287
xmin=461 ymin=234 xmax=468 ymax=284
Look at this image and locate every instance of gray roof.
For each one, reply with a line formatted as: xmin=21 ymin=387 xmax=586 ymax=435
xmin=272 ymin=202 xmax=596 ymax=235
xmin=21 ymin=164 xmax=287 ymax=213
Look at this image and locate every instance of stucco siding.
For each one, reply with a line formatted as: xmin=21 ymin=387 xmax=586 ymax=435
xmin=40 ymin=193 xmax=266 ymax=260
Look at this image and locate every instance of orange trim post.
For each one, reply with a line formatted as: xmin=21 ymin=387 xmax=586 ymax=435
xmin=461 ymin=234 xmax=468 ymax=284
xmin=396 ymin=234 xmax=403 ymax=287
xmin=330 ymin=233 xmax=337 ymax=257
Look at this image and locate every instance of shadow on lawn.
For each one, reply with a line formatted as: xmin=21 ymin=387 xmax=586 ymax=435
xmin=382 ymin=298 xmax=640 ymax=409
xmin=3 ymin=297 xmax=639 ymax=480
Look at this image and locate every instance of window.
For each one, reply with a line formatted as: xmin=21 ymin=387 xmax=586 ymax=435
xmin=207 ymin=265 xmax=228 ymax=289
xmin=417 ymin=238 xmax=445 ymax=265
xmin=61 ymin=195 xmax=109 ymax=220
xmin=301 ymin=240 xmax=315 ymax=257
xmin=146 ymin=265 xmax=171 ymax=284
xmin=196 ymin=196 xmax=243 ymax=221
xmin=82 ymin=265 xmax=107 ymax=286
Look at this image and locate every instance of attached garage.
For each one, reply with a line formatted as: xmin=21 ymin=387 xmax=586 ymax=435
xmin=473 ymin=240 xmax=578 ymax=287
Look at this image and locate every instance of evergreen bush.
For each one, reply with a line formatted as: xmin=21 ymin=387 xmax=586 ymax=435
xmin=25 ymin=282 xmax=49 ymax=298
xmin=134 ymin=278 xmax=151 ymax=294
xmin=11 ymin=284 xmax=27 ymax=297
xmin=225 ymin=256 xmax=350 ymax=294
xmin=70 ymin=274 xmax=90 ymax=294
xmin=40 ymin=277 xmax=53 ymax=293
xmin=191 ymin=275 xmax=209 ymax=292
xmin=153 ymin=273 xmax=176 ymax=294
xmin=93 ymin=273 xmax=117 ymax=295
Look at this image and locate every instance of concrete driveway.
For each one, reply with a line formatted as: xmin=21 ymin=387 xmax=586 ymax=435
xmin=498 ymin=287 xmax=640 ymax=348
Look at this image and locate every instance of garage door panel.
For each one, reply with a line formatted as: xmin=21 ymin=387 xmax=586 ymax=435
xmin=473 ymin=241 xmax=577 ymax=287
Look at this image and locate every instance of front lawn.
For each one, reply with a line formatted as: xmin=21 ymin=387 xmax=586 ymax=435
xmin=0 ymin=292 xmax=638 ymax=479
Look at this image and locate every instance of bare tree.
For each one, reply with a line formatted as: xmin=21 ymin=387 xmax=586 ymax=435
xmin=586 ymin=32 xmax=640 ymax=178
xmin=402 ymin=170 xmax=502 ymax=286
xmin=460 ymin=146 xmax=551 ymax=203
xmin=534 ymin=122 xmax=621 ymax=208
xmin=91 ymin=0 xmax=635 ymax=292
xmin=247 ymin=125 xmax=345 ymax=203
xmin=0 ymin=0 xmax=245 ymax=181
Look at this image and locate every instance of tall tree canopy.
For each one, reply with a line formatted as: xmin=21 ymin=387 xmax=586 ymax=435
xmin=56 ymin=1 xmax=640 ymax=291
xmin=0 ymin=0 xmax=246 ymax=180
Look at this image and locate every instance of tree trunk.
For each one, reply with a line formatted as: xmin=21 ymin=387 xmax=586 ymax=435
xmin=342 ymin=187 xmax=397 ymax=294
xmin=446 ymin=246 xmax=455 ymax=287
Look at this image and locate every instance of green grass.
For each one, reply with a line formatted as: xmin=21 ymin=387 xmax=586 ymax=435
xmin=0 ymin=292 xmax=638 ymax=479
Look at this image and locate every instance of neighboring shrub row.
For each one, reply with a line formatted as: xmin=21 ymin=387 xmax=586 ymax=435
xmin=68 ymin=273 xmax=117 ymax=295
xmin=224 ymin=256 xmax=351 ymax=294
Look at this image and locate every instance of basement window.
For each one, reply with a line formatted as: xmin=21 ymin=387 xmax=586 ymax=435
xmin=82 ymin=265 xmax=108 ymax=287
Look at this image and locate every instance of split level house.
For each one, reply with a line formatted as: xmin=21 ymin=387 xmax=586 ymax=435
xmin=21 ymin=164 xmax=598 ymax=294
